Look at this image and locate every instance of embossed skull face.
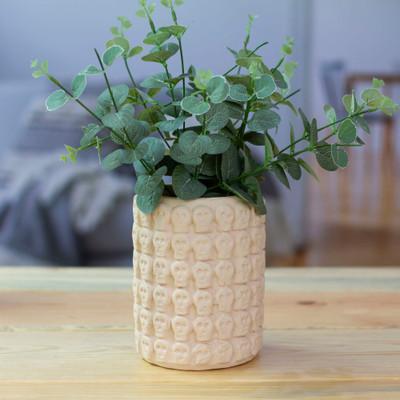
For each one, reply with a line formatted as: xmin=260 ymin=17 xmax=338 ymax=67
xmin=249 ymin=333 xmax=262 ymax=356
xmin=153 ymin=258 xmax=169 ymax=284
xmin=251 ymin=254 xmax=265 ymax=280
xmin=139 ymin=281 xmax=153 ymax=307
xmin=251 ymin=226 xmax=266 ymax=253
xmin=193 ymin=344 xmax=211 ymax=365
xmin=234 ymin=257 xmax=251 ymax=284
xmin=139 ymin=254 xmax=153 ymax=280
xmin=234 ymin=311 xmax=251 ymax=336
xmin=171 ymin=206 xmax=191 ymax=233
xmin=171 ymin=261 xmax=190 ymax=287
xmin=140 ymin=308 xmax=152 ymax=334
xmin=234 ymin=338 xmax=251 ymax=361
xmin=215 ymin=233 xmax=234 ymax=259
xmin=153 ymin=204 xmax=170 ymax=231
xmin=139 ymin=228 xmax=153 ymax=253
xmin=234 ymin=204 xmax=250 ymax=230
xmin=171 ymin=316 xmax=191 ymax=341
xmin=153 ymin=312 xmax=170 ymax=338
xmin=214 ymin=340 xmax=233 ymax=364
xmin=216 ymin=287 xmax=234 ymax=312
xmin=216 ymin=205 xmax=234 ymax=232
xmin=215 ymin=261 xmax=234 ymax=286
xmin=141 ymin=335 xmax=153 ymax=358
xmin=154 ymin=339 xmax=169 ymax=361
xmin=171 ymin=234 xmax=191 ymax=260
xmin=192 ymin=262 xmax=212 ymax=289
xmin=192 ymin=236 xmax=213 ymax=261
xmin=172 ymin=342 xmax=190 ymax=364
xmin=235 ymin=231 xmax=251 ymax=257
xmin=153 ymin=285 xmax=170 ymax=312
xmin=153 ymin=232 xmax=170 ymax=257
xmin=193 ymin=317 xmax=213 ymax=341
xmin=193 ymin=206 xmax=214 ymax=233
xmin=172 ymin=289 xmax=191 ymax=315
xmin=193 ymin=290 xmax=213 ymax=316
xmin=234 ymin=285 xmax=251 ymax=310
xmin=215 ymin=314 xmax=234 ymax=340
xmin=251 ymin=306 xmax=263 ymax=331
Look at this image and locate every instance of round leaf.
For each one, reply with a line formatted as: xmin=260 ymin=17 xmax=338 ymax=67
xmin=143 ymin=31 xmax=171 ymax=46
xmin=338 ymin=119 xmax=357 ymax=144
xmin=178 ymin=130 xmax=211 ymax=156
xmin=315 ymin=144 xmax=338 ymax=171
xmin=181 ymin=96 xmax=210 ymax=115
xmin=172 ymin=165 xmax=207 ymax=200
xmin=139 ymin=137 xmax=166 ymax=166
xmin=45 ymin=90 xmax=70 ymax=111
xmin=206 ymin=134 xmax=231 ymax=155
xmin=254 ymin=74 xmax=276 ymax=99
xmin=102 ymin=45 xmax=124 ymax=67
xmin=248 ymin=109 xmax=281 ymax=132
xmin=142 ymin=43 xmax=179 ymax=63
xmin=136 ymin=174 xmax=164 ymax=196
xmin=82 ymin=65 xmax=103 ymax=75
xmin=206 ymin=75 xmax=230 ymax=104
xmin=106 ymin=37 xmax=130 ymax=54
xmin=170 ymin=144 xmax=202 ymax=166
xmin=229 ymin=84 xmax=251 ymax=102
xmin=331 ymin=144 xmax=349 ymax=168
xmin=136 ymin=184 xmax=164 ymax=214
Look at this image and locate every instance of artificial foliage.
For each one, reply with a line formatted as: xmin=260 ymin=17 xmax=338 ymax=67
xmin=32 ymin=0 xmax=399 ymax=215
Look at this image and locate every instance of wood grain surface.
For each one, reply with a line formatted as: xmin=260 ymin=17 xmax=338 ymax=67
xmin=0 ymin=267 xmax=399 ymax=399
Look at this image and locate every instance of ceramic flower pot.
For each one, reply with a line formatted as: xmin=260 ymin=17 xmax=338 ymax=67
xmin=132 ymin=196 xmax=266 ymax=371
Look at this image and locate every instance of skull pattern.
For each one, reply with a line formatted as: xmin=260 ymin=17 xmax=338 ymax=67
xmin=192 ymin=236 xmax=213 ymax=261
xmin=170 ymin=261 xmax=190 ymax=287
xmin=153 ymin=258 xmax=170 ymax=284
xmin=154 ymin=339 xmax=169 ymax=361
xmin=215 ymin=313 xmax=234 ymax=340
xmin=153 ymin=231 xmax=170 ymax=257
xmin=192 ymin=262 xmax=212 ymax=289
xmin=215 ymin=204 xmax=234 ymax=232
xmin=172 ymin=289 xmax=192 ymax=315
xmin=171 ymin=316 xmax=191 ymax=341
xmin=171 ymin=234 xmax=191 ymax=260
xmin=193 ymin=317 xmax=213 ymax=341
xmin=193 ymin=343 xmax=212 ymax=365
xmin=215 ymin=233 xmax=234 ymax=259
xmin=153 ymin=204 xmax=170 ymax=231
xmin=153 ymin=312 xmax=170 ymax=338
xmin=193 ymin=206 xmax=214 ymax=233
xmin=153 ymin=285 xmax=170 ymax=312
xmin=193 ymin=290 xmax=213 ymax=316
xmin=171 ymin=206 xmax=192 ymax=233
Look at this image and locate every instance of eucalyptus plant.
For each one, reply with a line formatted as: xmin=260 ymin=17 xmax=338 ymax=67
xmin=32 ymin=0 xmax=398 ymax=215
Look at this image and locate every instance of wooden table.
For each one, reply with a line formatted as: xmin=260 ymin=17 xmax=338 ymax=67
xmin=1 ymin=267 xmax=400 ymax=399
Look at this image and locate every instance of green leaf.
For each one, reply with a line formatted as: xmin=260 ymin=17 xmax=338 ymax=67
xmin=379 ymin=96 xmax=399 ymax=116
xmin=223 ymin=182 xmax=257 ymax=209
xmin=248 ymin=109 xmax=281 ymax=132
xmin=139 ymin=137 xmax=166 ymax=166
xmin=160 ymin=25 xmax=187 ymax=38
xmin=156 ymin=115 xmax=187 ymax=133
xmin=106 ymin=37 xmax=130 ymax=54
xmin=71 ymin=74 xmax=87 ymax=99
xmin=110 ymin=26 xmax=120 ymax=36
xmin=206 ymin=75 xmax=230 ymax=104
xmin=229 ymin=84 xmax=251 ymax=102
xmin=342 ymin=93 xmax=355 ymax=113
xmin=170 ymin=144 xmax=202 ymax=166
xmin=324 ymin=104 xmax=337 ymax=124
xmin=243 ymin=176 xmax=266 ymax=215
xmin=179 ymin=130 xmax=211 ymax=156
xmin=141 ymin=42 xmax=179 ymax=63
xmin=82 ymin=65 xmax=103 ymax=75
xmin=254 ymin=74 xmax=276 ymax=99
xmin=263 ymin=134 xmax=274 ymax=165
xmin=181 ymin=95 xmax=210 ymax=115
xmin=202 ymin=103 xmax=230 ymax=132
xmin=338 ymin=119 xmax=357 ymax=144
xmin=118 ymin=16 xmax=132 ymax=29
xmin=102 ymin=149 xmax=136 ymax=171
xmin=137 ymin=106 xmax=165 ymax=127
xmin=45 ymin=90 xmax=70 ymax=111
xmin=281 ymin=36 xmax=294 ymax=56
xmin=310 ymin=118 xmax=318 ymax=146
xmin=101 ymin=104 xmax=134 ymax=133
xmin=289 ymin=124 xmax=295 ymax=155
xmin=140 ymin=73 xmax=168 ymax=89
xmin=372 ymin=78 xmax=385 ymax=89
xmin=136 ymin=173 xmax=164 ymax=196
xmin=221 ymin=144 xmax=241 ymax=181
xmin=175 ymin=0 xmax=184 ymax=6
xmin=96 ymin=85 xmax=130 ymax=116
xmin=243 ymin=132 xmax=265 ymax=146
xmin=172 ymin=165 xmax=207 ymax=200
xmin=102 ymin=45 xmax=124 ymax=67
xmin=136 ymin=8 xmax=146 ymax=18
xmin=206 ymin=134 xmax=231 ymax=155
xmin=315 ymin=144 xmax=338 ymax=171
xmin=298 ymin=108 xmax=311 ymax=133
xmin=128 ymin=46 xmax=144 ymax=58
xmin=279 ymin=155 xmax=302 ymax=180
xmin=143 ymin=31 xmax=171 ymax=46
xmin=272 ymin=69 xmax=288 ymax=89
xmin=298 ymin=158 xmax=319 ymax=181
xmin=193 ymin=69 xmax=213 ymax=90
xmin=271 ymin=163 xmax=290 ymax=189
xmin=161 ymin=0 xmax=172 ymax=7
xmin=80 ymin=124 xmax=103 ymax=146
xmin=136 ymin=184 xmax=164 ymax=214
xmin=331 ymin=144 xmax=348 ymax=169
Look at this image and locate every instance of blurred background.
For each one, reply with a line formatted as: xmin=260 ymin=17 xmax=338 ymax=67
xmin=0 ymin=0 xmax=398 ymax=267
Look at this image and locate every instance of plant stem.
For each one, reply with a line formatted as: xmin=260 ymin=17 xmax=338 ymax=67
xmin=94 ymin=49 xmax=118 ymax=112
xmin=223 ymin=41 xmax=269 ymax=76
xmin=239 ymin=101 xmax=252 ymax=142
xmin=271 ymin=88 xmax=301 ymax=108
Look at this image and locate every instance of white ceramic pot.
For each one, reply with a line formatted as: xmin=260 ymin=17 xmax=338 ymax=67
xmin=132 ymin=196 xmax=266 ymax=370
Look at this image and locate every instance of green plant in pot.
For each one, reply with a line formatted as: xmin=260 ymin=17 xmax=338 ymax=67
xmin=32 ymin=0 xmax=398 ymax=370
